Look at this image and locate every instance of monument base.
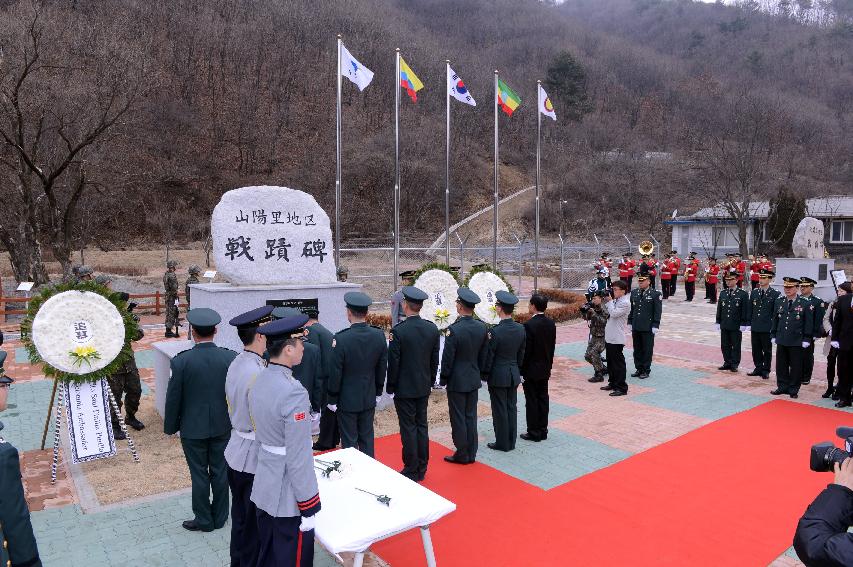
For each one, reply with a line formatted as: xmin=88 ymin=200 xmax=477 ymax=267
xmin=771 ymin=257 xmax=836 ymax=302
xmin=188 ymin=282 xmax=362 ymax=351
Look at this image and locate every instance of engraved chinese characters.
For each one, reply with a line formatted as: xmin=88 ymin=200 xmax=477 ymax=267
xmin=791 ymin=217 xmax=826 ymax=259
xmin=211 ymin=186 xmax=337 ymax=285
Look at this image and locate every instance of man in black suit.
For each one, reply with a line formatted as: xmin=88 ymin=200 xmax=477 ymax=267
xmin=831 ymin=290 xmax=853 ymax=407
xmin=520 ymin=293 xmax=556 ymax=442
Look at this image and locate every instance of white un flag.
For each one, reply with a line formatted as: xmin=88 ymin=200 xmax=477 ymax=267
xmin=448 ymin=66 xmax=476 ymax=106
xmin=340 ymin=44 xmax=374 ymax=91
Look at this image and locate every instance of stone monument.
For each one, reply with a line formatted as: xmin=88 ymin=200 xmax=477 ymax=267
xmin=772 ymin=216 xmax=835 ymax=301
xmin=152 ymin=186 xmax=361 ymax=416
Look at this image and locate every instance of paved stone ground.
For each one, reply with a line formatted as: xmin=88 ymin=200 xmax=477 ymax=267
xmin=2 ymin=289 xmax=841 ymax=566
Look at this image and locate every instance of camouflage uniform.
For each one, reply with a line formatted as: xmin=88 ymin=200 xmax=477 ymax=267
xmin=164 ymin=260 xmax=179 ymax=335
xmin=185 ymin=265 xmax=201 ymax=309
xmin=109 ymin=301 xmax=145 ymax=432
xmin=583 ymin=303 xmax=609 ymax=375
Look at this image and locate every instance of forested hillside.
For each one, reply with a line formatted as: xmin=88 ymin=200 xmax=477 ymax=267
xmin=1 ymin=0 xmax=852 ymax=282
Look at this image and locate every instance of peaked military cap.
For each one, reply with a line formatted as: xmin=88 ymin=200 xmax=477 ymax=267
xmin=187 ymin=307 xmax=221 ymax=328
xmin=783 ymin=277 xmax=800 ymax=287
xmin=229 ymin=305 xmax=274 ymax=329
xmin=495 ymin=290 xmax=519 ymax=305
xmin=257 ymin=314 xmax=309 ymax=340
xmin=758 ymin=269 xmax=775 ymax=278
xmin=399 ymin=270 xmax=417 ymax=278
xmin=401 ymin=285 xmax=428 ymax=303
xmin=637 ymin=274 xmax=649 ymax=281
xmin=456 ymin=287 xmax=480 ymax=307
xmin=799 ymin=277 xmax=817 ymax=286
xmin=271 ymin=306 xmax=303 ymax=320
xmin=344 ymin=291 xmax=373 ymax=309
xmin=724 ymin=271 xmax=738 ymax=280
xmin=708 ymin=257 xmax=717 ymax=261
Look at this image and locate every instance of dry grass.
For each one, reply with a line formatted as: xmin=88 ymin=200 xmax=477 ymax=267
xmin=81 ymin=395 xmax=191 ymax=505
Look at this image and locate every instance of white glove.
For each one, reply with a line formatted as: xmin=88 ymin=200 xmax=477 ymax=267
xmin=801 ymin=341 xmax=810 ymax=348
xmin=520 ymin=376 xmax=525 ymax=384
xmin=299 ymin=515 xmax=316 ymax=532
xmin=326 ymin=404 xmax=337 ymax=412
xmin=739 ymin=326 xmax=749 ymax=332
xmin=714 ymin=324 xmax=720 ymax=331
xmin=651 ymin=327 xmax=658 ymax=335
xmin=831 ymin=341 xmax=840 ymax=349
xmin=375 ymin=396 xmax=382 ymax=405
xmin=771 ymin=338 xmax=776 ymax=345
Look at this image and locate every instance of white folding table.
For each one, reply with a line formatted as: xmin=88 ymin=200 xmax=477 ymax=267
xmin=313 ymin=447 xmax=456 ymax=567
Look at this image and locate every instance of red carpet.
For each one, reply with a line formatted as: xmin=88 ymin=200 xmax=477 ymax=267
xmin=371 ymin=400 xmax=851 ymax=566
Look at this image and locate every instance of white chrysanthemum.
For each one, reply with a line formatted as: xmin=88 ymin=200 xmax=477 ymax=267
xmin=414 ymin=269 xmax=459 ymax=330
xmin=31 ymin=291 xmax=126 ymax=375
xmin=469 ymin=271 xmax=509 ymax=325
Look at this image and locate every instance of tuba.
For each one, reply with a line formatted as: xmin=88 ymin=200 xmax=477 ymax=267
xmin=638 ymin=241 xmax=654 ymax=256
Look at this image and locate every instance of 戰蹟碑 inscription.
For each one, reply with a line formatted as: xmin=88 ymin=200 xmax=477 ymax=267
xmin=212 ymin=186 xmax=337 ymax=285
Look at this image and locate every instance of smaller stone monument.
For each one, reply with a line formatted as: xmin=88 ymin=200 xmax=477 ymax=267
xmin=773 ymin=216 xmax=835 ymax=301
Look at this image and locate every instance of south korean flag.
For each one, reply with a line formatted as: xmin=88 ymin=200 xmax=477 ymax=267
xmin=448 ymin=66 xmax=476 ymax=106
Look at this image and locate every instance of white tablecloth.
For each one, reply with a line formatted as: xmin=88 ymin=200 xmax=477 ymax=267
xmin=314 ymin=448 xmax=456 ymax=555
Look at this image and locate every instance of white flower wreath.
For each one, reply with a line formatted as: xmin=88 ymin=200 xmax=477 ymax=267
xmin=414 ymin=269 xmax=459 ymax=330
xmin=31 ymin=291 xmax=127 ymax=375
xmin=469 ymin=271 xmax=510 ymax=325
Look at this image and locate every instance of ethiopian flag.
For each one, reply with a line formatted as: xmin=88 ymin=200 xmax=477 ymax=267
xmin=497 ymin=78 xmax=521 ymax=116
xmin=400 ymin=56 xmax=424 ymax=103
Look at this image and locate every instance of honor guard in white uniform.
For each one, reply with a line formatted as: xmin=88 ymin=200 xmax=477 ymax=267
xmin=225 ymin=305 xmax=274 ymax=567
xmin=249 ymin=315 xmax=320 ymax=567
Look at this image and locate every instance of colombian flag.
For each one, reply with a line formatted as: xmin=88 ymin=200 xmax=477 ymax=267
xmin=497 ymin=79 xmax=521 ymax=117
xmin=400 ymin=57 xmax=424 ymax=103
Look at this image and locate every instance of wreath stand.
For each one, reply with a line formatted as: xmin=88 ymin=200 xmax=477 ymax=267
xmin=41 ymin=378 xmax=140 ymax=484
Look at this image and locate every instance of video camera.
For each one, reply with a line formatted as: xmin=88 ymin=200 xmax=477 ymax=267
xmin=810 ymin=427 xmax=853 ymax=472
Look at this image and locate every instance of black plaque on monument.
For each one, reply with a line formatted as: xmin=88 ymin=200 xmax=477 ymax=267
xmin=266 ymin=298 xmax=319 ymax=312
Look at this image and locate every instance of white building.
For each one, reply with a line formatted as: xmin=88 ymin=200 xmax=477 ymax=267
xmin=666 ymin=195 xmax=853 ymax=258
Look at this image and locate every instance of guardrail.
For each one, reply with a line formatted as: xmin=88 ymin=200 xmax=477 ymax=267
xmin=0 ymin=291 xmax=187 ymax=322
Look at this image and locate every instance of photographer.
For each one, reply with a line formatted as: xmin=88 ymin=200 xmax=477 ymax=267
xmin=582 ymin=290 xmax=609 ymax=383
xmin=603 ymin=281 xmax=630 ymax=396
xmin=794 ymin=458 xmax=853 ymax=566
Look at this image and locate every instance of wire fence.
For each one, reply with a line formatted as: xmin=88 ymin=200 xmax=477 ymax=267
xmin=339 ymin=231 xmax=655 ymax=302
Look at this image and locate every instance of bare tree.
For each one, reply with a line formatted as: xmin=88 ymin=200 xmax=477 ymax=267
xmin=0 ymin=3 xmax=147 ymax=282
xmin=686 ymin=92 xmax=787 ymax=256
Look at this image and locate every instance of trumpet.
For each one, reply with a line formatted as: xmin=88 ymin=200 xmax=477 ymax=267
xmin=638 ymin=240 xmax=654 ymax=256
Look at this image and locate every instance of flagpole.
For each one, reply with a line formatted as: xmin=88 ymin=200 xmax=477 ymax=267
xmin=445 ymin=60 xmax=451 ymax=266
xmin=335 ymin=34 xmax=342 ymax=267
xmin=535 ymin=80 xmax=542 ymax=293
xmin=394 ymin=48 xmax=401 ymax=292
xmin=493 ymin=69 xmax=499 ymax=270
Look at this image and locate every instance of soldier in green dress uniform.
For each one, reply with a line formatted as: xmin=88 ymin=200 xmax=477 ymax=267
xmin=164 ymin=260 xmax=180 ymax=338
xmin=628 ymin=274 xmax=663 ymax=379
xmin=798 ymin=277 xmax=826 ymax=385
xmin=1 ymin=376 xmax=42 ymax=567
xmin=748 ymin=269 xmax=780 ymax=379
xmin=327 ymin=292 xmax=388 ymax=458
xmin=305 ymin=306 xmax=338 ymax=452
xmin=481 ymin=291 xmax=526 ymax=452
xmin=387 ymin=286 xmax=440 ymax=481
xmin=715 ymin=271 xmax=750 ymax=372
xmin=164 ymin=308 xmax=237 ymax=532
xmin=440 ymin=288 xmax=489 ymax=464
xmin=771 ymin=277 xmax=815 ymax=398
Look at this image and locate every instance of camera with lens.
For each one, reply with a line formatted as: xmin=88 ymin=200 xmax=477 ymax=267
xmin=810 ymin=427 xmax=853 ymax=472
xmin=580 ymin=301 xmax=593 ymax=314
